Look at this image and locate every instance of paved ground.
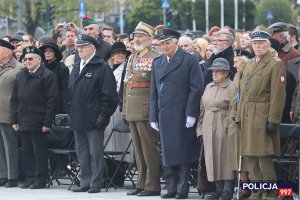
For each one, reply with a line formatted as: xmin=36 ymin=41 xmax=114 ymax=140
xmin=0 ymin=184 xmax=201 ymax=200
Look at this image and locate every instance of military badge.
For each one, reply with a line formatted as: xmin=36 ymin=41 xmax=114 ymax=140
xmin=85 ymin=72 xmax=93 ymax=78
xmin=280 ymin=75 xmax=285 ymax=83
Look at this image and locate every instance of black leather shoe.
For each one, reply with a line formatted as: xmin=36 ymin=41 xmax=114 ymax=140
xmin=0 ymin=178 xmax=8 ymax=186
xmin=72 ymin=186 xmax=90 ymax=192
xmin=161 ymin=192 xmax=177 ymax=198
xmin=4 ymin=179 xmax=18 ymax=188
xmin=19 ymin=177 xmax=34 ymax=189
xmin=29 ymin=183 xmax=46 ymax=189
xmin=175 ymin=193 xmax=188 ymax=199
xmin=137 ymin=190 xmax=160 ymax=196
xmin=126 ymin=188 xmax=144 ymax=195
xmin=88 ymin=187 xmax=100 ymax=193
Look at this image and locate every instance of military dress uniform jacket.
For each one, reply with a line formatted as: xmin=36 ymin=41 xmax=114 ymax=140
xmin=69 ymin=56 xmax=119 ymax=132
xmin=0 ymin=58 xmax=23 ymax=123
xmin=123 ymin=47 xmax=159 ymax=121
xmin=236 ymin=51 xmax=286 ymax=156
xmin=11 ymin=65 xmax=58 ymax=131
xmin=150 ymin=47 xmax=204 ymax=166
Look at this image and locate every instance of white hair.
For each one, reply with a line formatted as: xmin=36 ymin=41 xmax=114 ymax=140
xmin=239 ymin=56 xmax=250 ymax=63
xmin=279 ymin=31 xmax=290 ymax=41
xmin=178 ymin=36 xmax=192 ymax=45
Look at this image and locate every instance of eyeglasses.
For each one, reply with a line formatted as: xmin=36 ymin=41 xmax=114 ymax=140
xmin=212 ymin=39 xmax=229 ymax=43
xmin=23 ymin=57 xmax=35 ymax=61
xmin=83 ymin=27 xmax=95 ymax=32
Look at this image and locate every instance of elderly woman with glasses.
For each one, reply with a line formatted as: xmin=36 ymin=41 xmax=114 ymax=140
xmin=197 ymin=58 xmax=234 ymax=200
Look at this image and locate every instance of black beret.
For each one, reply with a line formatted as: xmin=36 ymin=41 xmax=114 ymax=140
xmin=0 ymin=39 xmax=15 ymax=50
xmin=268 ymin=22 xmax=288 ymax=33
xmin=157 ymin=28 xmax=181 ymax=42
xmin=22 ymin=46 xmax=44 ymax=58
xmin=234 ymin=49 xmax=254 ymax=59
xmin=77 ymin=34 xmax=98 ymax=48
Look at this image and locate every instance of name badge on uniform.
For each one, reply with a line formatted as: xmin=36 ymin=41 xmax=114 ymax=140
xmin=85 ymin=72 xmax=93 ymax=78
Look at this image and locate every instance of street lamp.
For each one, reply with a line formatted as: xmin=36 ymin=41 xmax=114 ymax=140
xmin=119 ymin=0 xmax=125 ymax=34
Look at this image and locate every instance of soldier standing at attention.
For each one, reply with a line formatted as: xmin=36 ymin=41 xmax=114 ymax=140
xmin=123 ymin=21 xmax=161 ymax=197
xmin=236 ymin=30 xmax=286 ymax=199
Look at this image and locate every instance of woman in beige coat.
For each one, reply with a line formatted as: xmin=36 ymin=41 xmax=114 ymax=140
xmin=197 ymin=58 xmax=233 ymax=200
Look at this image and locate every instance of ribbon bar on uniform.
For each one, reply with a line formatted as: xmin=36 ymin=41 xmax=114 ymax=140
xmin=127 ymin=82 xmax=151 ymax=88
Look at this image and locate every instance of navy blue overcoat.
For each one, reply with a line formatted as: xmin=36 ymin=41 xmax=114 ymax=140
xmin=150 ymin=47 xmax=204 ymax=166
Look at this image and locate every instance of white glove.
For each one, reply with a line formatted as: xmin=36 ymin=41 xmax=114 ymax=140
xmin=150 ymin=122 xmax=159 ymax=131
xmin=186 ymin=116 xmax=196 ymax=128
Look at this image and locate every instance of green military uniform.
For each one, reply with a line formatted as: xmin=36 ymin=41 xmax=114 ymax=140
xmin=123 ymin=44 xmax=160 ymax=192
xmin=236 ymin=50 xmax=286 ymax=199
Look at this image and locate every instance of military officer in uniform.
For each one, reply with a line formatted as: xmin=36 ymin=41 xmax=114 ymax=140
xmin=123 ymin=21 xmax=161 ymax=196
xmin=236 ymin=30 xmax=286 ymax=199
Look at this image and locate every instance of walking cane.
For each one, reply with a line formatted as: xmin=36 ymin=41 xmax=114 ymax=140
xmin=237 ymin=155 xmax=242 ymax=199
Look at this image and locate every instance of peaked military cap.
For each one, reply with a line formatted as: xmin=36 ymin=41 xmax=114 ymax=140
xmin=133 ymin=21 xmax=154 ymax=37
xmin=251 ymin=30 xmax=271 ymax=41
xmin=268 ymin=22 xmax=288 ymax=33
xmin=0 ymin=39 xmax=15 ymax=50
xmin=77 ymin=34 xmax=98 ymax=47
xmin=157 ymin=28 xmax=181 ymax=42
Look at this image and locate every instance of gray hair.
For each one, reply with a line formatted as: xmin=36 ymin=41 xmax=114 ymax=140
xmin=178 ymin=36 xmax=193 ymax=45
xmin=279 ymin=31 xmax=290 ymax=41
xmin=217 ymin=31 xmax=234 ymax=45
xmin=239 ymin=56 xmax=250 ymax=63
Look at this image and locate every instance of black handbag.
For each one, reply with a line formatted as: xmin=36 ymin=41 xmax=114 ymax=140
xmin=197 ymin=141 xmax=216 ymax=193
xmin=47 ymin=114 xmax=73 ymax=149
xmin=54 ymin=114 xmax=70 ymax=127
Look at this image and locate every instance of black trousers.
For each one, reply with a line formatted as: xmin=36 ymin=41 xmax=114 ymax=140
xmin=21 ymin=131 xmax=48 ymax=182
xmin=164 ymin=163 xmax=191 ymax=195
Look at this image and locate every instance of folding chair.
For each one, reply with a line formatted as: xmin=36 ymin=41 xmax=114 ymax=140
xmin=273 ymin=123 xmax=300 ymax=194
xmin=47 ymin=114 xmax=80 ymax=190
xmin=104 ymin=119 xmax=134 ymax=191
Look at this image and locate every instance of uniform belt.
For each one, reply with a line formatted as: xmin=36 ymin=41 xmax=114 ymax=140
xmin=244 ymin=96 xmax=269 ymax=102
xmin=207 ymin=107 xmax=228 ymax=112
xmin=127 ymin=82 xmax=151 ymax=88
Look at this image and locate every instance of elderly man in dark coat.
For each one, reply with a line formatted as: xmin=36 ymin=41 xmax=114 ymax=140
xmin=203 ymin=30 xmax=236 ymax=86
xmin=150 ymin=28 xmax=204 ymax=199
xmin=69 ymin=35 xmax=118 ymax=193
xmin=11 ymin=46 xmax=58 ymax=189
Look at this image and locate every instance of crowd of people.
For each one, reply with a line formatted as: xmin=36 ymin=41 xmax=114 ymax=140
xmin=0 ymin=15 xmax=299 ymax=200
